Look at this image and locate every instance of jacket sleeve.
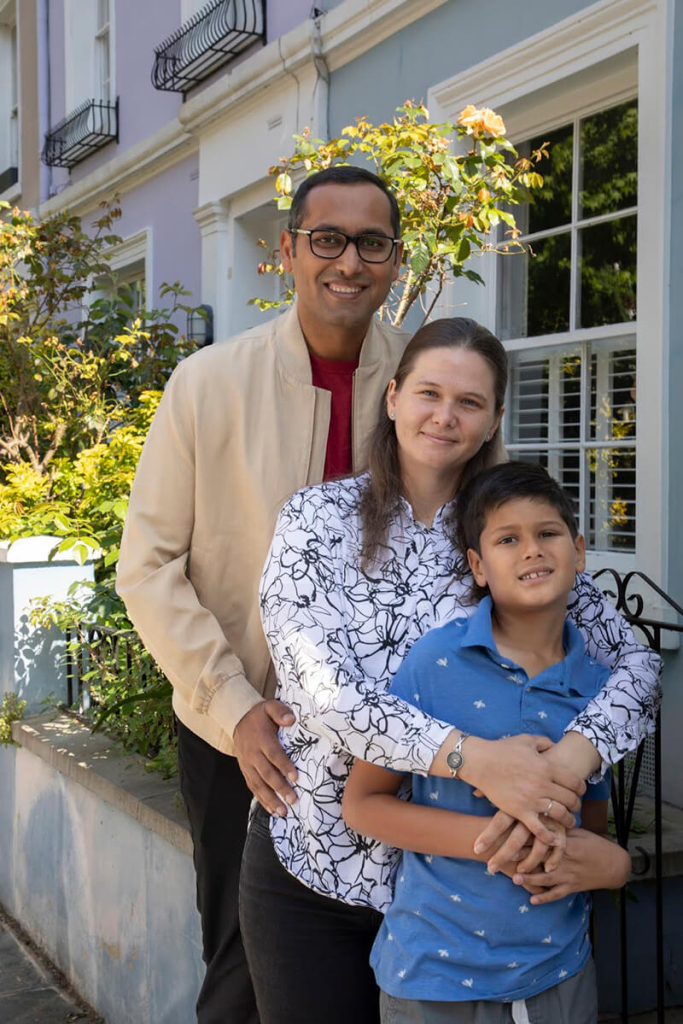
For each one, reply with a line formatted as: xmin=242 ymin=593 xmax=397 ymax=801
xmin=259 ymin=490 xmax=455 ymax=775
xmin=116 ymin=360 xmax=263 ymax=739
xmin=565 ymin=572 xmax=663 ymax=775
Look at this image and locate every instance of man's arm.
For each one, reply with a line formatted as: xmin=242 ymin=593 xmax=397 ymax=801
xmin=117 ymin=360 xmax=297 ymax=814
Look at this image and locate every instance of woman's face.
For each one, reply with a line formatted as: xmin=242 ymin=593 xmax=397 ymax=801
xmin=386 ymin=346 xmax=503 ymax=487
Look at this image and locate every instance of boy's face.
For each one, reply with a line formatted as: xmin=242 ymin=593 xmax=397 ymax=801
xmin=467 ymin=497 xmax=586 ymax=614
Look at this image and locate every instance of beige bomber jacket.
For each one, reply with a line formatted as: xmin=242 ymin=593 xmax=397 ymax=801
xmin=116 ymin=304 xmax=410 ymax=755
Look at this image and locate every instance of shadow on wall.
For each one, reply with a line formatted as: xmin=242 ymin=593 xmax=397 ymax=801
xmin=13 ymin=613 xmax=70 ymax=713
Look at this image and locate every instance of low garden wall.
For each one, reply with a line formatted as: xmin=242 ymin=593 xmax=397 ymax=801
xmin=0 ymin=713 xmax=203 ymax=1024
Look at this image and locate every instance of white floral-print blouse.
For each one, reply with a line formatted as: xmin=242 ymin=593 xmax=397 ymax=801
xmin=258 ymin=475 xmax=661 ymax=911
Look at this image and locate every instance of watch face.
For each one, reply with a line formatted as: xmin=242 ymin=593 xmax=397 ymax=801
xmin=446 ymin=750 xmax=463 ymax=771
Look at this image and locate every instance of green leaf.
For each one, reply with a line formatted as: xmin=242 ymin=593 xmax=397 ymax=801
xmin=410 ymin=242 xmax=430 ymax=275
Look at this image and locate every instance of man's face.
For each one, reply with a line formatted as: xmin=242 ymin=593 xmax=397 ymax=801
xmin=280 ymin=182 xmax=401 ymax=340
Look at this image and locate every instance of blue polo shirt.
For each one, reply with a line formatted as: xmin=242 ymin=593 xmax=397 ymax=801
xmin=371 ymin=596 xmax=611 ymax=1003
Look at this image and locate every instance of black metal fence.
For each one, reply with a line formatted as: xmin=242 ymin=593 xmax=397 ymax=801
xmin=151 ymin=0 xmax=266 ymax=93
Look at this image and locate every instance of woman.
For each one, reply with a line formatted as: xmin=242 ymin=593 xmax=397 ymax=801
xmin=240 ymin=318 xmax=659 ymax=1024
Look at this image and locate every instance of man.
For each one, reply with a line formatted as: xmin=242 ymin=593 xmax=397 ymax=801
xmin=116 ymin=166 xmax=408 ymax=1023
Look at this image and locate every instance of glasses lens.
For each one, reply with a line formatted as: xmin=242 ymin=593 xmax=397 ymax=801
xmin=357 ymin=235 xmax=394 ymax=262
xmin=310 ymin=231 xmax=346 ymax=257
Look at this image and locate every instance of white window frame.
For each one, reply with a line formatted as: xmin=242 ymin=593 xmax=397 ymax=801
xmin=181 ymin=0 xmax=210 ymax=25
xmin=428 ymin=0 xmax=670 ymax=590
xmin=92 ymin=228 xmax=152 ymax=314
xmin=64 ymin=0 xmax=115 ymax=113
xmin=0 ymin=0 xmax=20 ymax=201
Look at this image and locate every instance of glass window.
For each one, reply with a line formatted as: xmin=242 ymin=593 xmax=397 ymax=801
xmin=499 ymin=97 xmax=638 ymax=555
xmin=498 ymin=98 xmax=638 ymax=341
xmin=506 ymin=338 xmax=636 ymax=552
xmin=95 ymin=0 xmax=111 ymax=103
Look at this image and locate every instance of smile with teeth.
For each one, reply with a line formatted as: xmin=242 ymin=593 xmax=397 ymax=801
xmin=519 ymin=569 xmax=553 ymax=581
xmin=326 ymin=282 xmax=365 ymax=295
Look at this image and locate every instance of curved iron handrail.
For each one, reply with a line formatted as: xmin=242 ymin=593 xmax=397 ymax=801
xmin=42 ymin=98 xmax=118 ymax=169
xmin=151 ymin=0 xmax=265 ymax=93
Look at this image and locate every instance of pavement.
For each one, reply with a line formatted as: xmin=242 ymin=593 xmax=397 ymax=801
xmin=1 ymin=902 xmax=682 ymax=1024
xmin=0 ymin=910 xmax=103 ymax=1023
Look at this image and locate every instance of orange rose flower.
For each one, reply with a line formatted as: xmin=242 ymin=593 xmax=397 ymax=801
xmin=457 ymin=105 xmax=506 ymax=138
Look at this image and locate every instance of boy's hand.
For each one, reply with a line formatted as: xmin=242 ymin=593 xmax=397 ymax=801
xmin=458 ymin=735 xmax=584 ymax=851
xmin=512 ymin=829 xmax=632 ymax=904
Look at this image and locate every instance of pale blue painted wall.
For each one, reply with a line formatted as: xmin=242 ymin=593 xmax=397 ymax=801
xmin=328 ymin=0 xmax=595 ymax=132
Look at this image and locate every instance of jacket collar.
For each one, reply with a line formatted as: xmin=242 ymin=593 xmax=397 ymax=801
xmin=275 ymin=299 xmax=391 ymax=384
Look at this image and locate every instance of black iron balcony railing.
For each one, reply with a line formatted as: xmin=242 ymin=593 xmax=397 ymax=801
xmin=42 ymin=98 xmax=118 ymax=169
xmin=151 ymin=0 xmax=266 ymax=93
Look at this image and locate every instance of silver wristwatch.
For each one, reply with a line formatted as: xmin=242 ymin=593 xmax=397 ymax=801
xmin=446 ymin=732 xmax=470 ymax=778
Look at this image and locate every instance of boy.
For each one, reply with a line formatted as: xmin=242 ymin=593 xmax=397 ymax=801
xmin=343 ymin=462 xmax=631 ymax=1024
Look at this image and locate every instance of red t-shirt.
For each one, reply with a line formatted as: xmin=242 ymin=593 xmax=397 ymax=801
xmin=309 ymin=350 xmax=359 ymax=481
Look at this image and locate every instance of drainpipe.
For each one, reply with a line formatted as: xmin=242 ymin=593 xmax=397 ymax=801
xmin=37 ymin=0 xmax=52 ymax=203
xmin=309 ymin=7 xmax=329 ymax=141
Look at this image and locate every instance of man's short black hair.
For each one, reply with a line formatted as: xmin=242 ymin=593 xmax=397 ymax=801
xmin=457 ymin=461 xmax=579 ymax=559
xmin=288 ymin=166 xmax=401 ymax=241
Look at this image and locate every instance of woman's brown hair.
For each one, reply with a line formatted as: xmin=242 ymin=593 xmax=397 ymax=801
xmin=359 ymin=317 xmax=508 ymax=569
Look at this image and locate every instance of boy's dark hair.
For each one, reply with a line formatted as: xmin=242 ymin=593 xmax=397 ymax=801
xmin=288 ymin=166 xmax=401 ymax=243
xmin=456 ymin=461 xmax=579 ymax=600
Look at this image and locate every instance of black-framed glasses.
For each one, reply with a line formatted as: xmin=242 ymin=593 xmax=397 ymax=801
xmin=290 ymin=228 xmax=400 ymax=264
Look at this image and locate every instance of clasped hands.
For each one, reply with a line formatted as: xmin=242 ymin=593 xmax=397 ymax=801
xmin=459 ymin=732 xmax=595 ymax=904
xmin=233 ymin=702 xmax=614 ymax=904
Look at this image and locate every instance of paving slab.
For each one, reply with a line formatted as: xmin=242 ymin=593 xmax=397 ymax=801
xmin=0 ymin=912 xmax=102 ymax=1023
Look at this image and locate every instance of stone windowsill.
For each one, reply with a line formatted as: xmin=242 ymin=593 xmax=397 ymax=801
xmin=11 ymin=713 xmax=191 ymax=857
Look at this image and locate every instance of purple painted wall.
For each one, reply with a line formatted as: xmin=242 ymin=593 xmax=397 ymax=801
xmin=266 ymin=0 xmax=344 ymax=41
xmin=112 ymin=151 xmax=201 ymax=321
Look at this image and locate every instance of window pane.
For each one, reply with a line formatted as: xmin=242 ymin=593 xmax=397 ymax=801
xmin=589 ymin=343 xmax=636 ymax=441
xmin=508 ymin=345 xmax=582 ymax=445
xmin=508 ymin=358 xmax=549 ymax=443
xmin=579 ymin=99 xmax=638 ymax=220
xmin=587 ymin=447 xmax=636 ymax=551
xmin=98 ymin=0 xmax=110 ymax=30
xmin=498 ymin=232 xmax=572 ymax=341
xmin=579 ymin=215 xmax=637 ymax=327
xmin=518 ymin=123 xmax=573 ymax=235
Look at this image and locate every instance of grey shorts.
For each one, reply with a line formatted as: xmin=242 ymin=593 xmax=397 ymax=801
xmin=379 ymin=956 xmax=597 ymax=1024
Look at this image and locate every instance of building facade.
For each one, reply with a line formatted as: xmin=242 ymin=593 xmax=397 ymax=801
xmin=2 ymin=0 xmax=681 ymax=802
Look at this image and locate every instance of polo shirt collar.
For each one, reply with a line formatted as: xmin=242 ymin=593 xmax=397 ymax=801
xmin=460 ymin=594 xmax=594 ymax=694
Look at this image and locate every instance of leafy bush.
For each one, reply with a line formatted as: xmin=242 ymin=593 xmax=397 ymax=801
xmin=0 ymin=692 xmax=26 ymax=746
xmin=1 ymin=199 xmax=195 ymax=773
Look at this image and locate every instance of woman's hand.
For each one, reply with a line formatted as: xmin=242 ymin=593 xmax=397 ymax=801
xmin=512 ymin=828 xmax=632 ymax=904
xmin=485 ymin=817 xmax=568 ymax=875
xmin=450 ymin=734 xmax=585 ymax=850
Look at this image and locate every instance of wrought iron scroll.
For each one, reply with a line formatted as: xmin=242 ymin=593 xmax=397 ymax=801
xmin=592 ymin=569 xmax=683 ymax=1024
xmin=42 ymin=99 xmax=118 ymax=169
xmin=151 ymin=0 xmax=266 ymax=93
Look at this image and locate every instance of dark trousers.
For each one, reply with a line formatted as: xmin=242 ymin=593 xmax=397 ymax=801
xmin=177 ymin=719 xmax=259 ymax=1024
xmin=240 ymin=804 xmax=384 ymax=1024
